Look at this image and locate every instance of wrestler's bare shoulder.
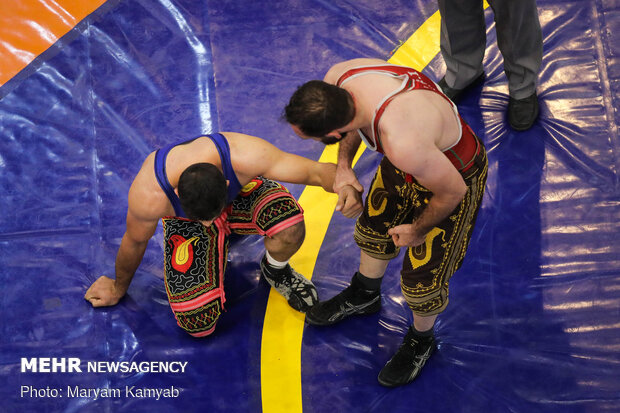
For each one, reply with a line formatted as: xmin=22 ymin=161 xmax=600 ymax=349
xmin=222 ymin=132 xmax=269 ymax=161
xmin=380 ymin=92 xmax=458 ymax=155
xmin=223 ymin=132 xmax=279 ymax=181
xmin=128 ymin=153 xmax=174 ymax=220
xmin=325 ymin=58 xmax=387 ymax=83
xmin=221 ymin=131 xmax=262 ymax=146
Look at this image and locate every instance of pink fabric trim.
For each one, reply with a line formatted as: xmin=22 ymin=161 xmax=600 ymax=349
xmin=227 ymin=192 xmax=303 ymax=237
xmin=252 ymin=192 xmax=290 ymax=222
xmin=215 ymin=217 xmax=227 ymax=306
xmin=215 ymin=210 xmax=231 ymax=236
xmin=187 ymin=326 xmax=216 ymax=337
xmin=169 ymin=288 xmax=224 ymax=312
xmin=264 ymin=214 xmax=305 ymax=237
xmin=228 ymin=222 xmax=260 ymax=233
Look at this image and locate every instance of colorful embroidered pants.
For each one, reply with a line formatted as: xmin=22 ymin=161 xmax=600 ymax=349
xmin=162 ymin=177 xmax=303 ymax=337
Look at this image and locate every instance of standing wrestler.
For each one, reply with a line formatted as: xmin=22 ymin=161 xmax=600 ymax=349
xmin=284 ymin=58 xmax=487 ymax=386
xmin=85 ymin=132 xmax=362 ymax=337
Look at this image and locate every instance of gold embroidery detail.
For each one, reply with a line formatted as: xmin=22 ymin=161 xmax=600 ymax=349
xmin=408 ymin=227 xmax=446 ymax=268
xmin=368 ymin=166 xmax=389 ymax=217
xmin=174 ymin=236 xmax=198 ymax=266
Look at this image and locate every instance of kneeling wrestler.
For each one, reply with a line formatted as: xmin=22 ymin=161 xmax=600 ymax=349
xmin=85 ymin=131 xmax=362 ymax=337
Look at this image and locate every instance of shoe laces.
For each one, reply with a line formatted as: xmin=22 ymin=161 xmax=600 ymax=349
xmin=269 ymin=266 xmax=312 ymax=295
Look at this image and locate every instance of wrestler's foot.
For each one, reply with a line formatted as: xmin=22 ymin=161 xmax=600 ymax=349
xmin=305 ymin=273 xmax=380 ymax=326
xmin=437 ymin=72 xmax=486 ymax=103
xmin=508 ymin=93 xmax=539 ymax=131
xmin=377 ymin=326 xmax=435 ymax=387
xmin=260 ymin=255 xmax=318 ymax=313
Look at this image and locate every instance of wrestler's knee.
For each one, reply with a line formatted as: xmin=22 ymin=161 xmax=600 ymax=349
xmin=354 ymin=225 xmax=399 ymax=260
xmin=173 ymin=303 xmax=223 ymax=338
xmin=269 ymin=220 xmax=305 ymax=249
xmin=400 ymin=276 xmax=449 ymax=316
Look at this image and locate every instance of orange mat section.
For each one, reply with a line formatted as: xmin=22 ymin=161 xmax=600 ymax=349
xmin=0 ymin=0 xmax=106 ymax=86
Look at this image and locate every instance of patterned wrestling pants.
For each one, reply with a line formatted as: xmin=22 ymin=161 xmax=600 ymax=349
xmin=162 ymin=177 xmax=303 ymax=337
xmin=355 ymin=146 xmax=487 ymax=316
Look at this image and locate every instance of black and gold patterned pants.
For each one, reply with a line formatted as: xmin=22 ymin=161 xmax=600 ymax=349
xmin=355 ymin=147 xmax=487 ymax=316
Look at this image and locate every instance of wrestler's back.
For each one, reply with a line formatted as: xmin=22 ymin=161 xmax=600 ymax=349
xmin=128 ymin=137 xmax=221 ymax=221
xmin=329 ymin=58 xmax=461 ymax=152
xmin=129 ymin=133 xmax=267 ymax=222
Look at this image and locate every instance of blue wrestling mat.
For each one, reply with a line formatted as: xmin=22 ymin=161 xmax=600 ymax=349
xmin=1 ymin=0 xmax=619 ymax=412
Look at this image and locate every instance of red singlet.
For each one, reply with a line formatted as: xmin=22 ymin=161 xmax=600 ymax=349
xmin=336 ymin=64 xmax=481 ymax=174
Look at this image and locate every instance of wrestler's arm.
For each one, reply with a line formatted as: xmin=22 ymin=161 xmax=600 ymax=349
xmin=323 ymin=66 xmax=364 ymax=193
xmin=255 ymin=140 xmax=337 ymax=192
xmin=247 ymin=138 xmax=363 ymax=217
xmin=334 ymin=131 xmax=364 ymax=193
xmin=85 ymin=185 xmax=159 ymax=307
xmin=386 ymin=134 xmax=467 ymax=248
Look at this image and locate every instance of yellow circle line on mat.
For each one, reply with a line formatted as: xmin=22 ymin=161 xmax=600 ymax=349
xmin=260 ymin=14 xmax=439 ymax=413
xmin=260 ymin=2 xmax=488 ymax=410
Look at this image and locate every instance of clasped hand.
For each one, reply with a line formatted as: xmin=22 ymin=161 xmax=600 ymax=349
xmin=333 ymin=167 xmax=364 ymax=218
xmin=336 ymin=185 xmax=363 ymax=218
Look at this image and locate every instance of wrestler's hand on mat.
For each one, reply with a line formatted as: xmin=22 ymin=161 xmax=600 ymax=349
xmin=388 ymin=224 xmax=426 ymax=247
xmin=333 ymin=167 xmax=363 ymax=193
xmin=336 ymin=185 xmax=363 ymax=218
xmin=85 ymin=275 xmax=125 ymax=307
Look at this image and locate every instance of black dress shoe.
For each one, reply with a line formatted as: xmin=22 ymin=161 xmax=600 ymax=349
xmin=508 ymin=93 xmax=539 ymax=131
xmin=437 ymin=72 xmax=485 ymax=102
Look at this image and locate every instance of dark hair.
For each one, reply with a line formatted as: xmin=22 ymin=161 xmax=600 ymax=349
xmin=178 ymin=163 xmax=227 ymax=221
xmin=284 ymin=80 xmax=355 ymax=137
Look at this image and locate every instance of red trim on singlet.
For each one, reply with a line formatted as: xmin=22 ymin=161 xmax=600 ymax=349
xmin=336 ymin=64 xmax=481 ymax=174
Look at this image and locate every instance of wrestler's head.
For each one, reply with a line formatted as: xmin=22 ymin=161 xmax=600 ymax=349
xmin=178 ymin=163 xmax=227 ymax=222
xmin=284 ymin=80 xmax=354 ymax=144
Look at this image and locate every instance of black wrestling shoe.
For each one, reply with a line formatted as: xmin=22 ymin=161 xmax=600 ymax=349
xmin=377 ymin=326 xmax=436 ymax=387
xmin=260 ymin=255 xmax=318 ymax=313
xmin=508 ymin=93 xmax=539 ymax=131
xmin=437 ymin=72 xmax=486 ymax=103
xmin=305 ymin=273 xmax=381 ymax=326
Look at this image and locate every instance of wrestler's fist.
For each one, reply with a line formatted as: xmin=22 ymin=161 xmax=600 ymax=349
xmin=336 ymin=185 xmax=363 ymax=218
xmin=388 ymin=224 xmax=426 ymax=247
xmin=85 ymin=275 xmax=124 ymax=307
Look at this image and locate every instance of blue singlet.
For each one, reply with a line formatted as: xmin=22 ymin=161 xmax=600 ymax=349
xmin=153 ymin=133 xmax=242 ymax=218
